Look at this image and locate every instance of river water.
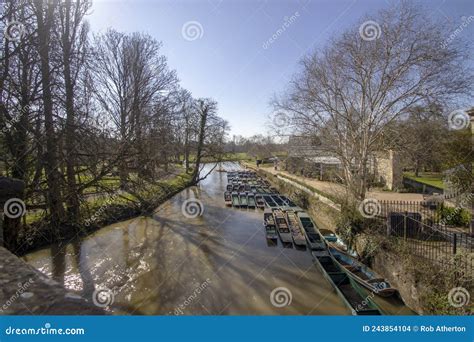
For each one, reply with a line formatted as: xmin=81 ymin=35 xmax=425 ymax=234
xmin=22 ymin=162 xmax=411 ymax=315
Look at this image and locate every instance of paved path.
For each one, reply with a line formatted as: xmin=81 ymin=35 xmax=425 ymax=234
xmin=256 ymin=166 xmax=425 ymax=202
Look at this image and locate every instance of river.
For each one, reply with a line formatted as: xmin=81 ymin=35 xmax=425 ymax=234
xmin=22 ymin=162 xmax=411 ymax=315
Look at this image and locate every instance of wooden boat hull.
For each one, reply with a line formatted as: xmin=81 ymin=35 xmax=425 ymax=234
xmin=312 ymin=252 xmax=381 ymax=315
xmin=328 ymin=246 xmax=398 ymax=298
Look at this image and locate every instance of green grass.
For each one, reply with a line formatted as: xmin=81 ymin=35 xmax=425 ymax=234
xmin=404 ymin=172 xmax=444 ymax=189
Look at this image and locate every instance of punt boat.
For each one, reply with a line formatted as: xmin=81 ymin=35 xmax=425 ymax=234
xmin=312 ymin=250 xmax=382 ymax=315
xmin=231 ymin=192 xmax=240 ymax=207
xmin=255 ymin=195 xmax=266 ymax=209
xmin=224 ymin=191 xmax=232 ymax=206
xmin=263 ymin=208 xmax=278 ymax=239
xmin=273 ymin=209 xmax=292 ymax=243
xmin=271 ymin=195 xmax=285 ymax=207
xmin=296 ymin=212 xmax=326 ymax=250
xmin=320 ymin=229 xmax=357 ymax=257
xmin=247 ymin=193 xmax=256 ymax=208
xmin=262 ymin=195 xmax=278 ymax=208
xmin=286 ymin=210 xmax=306 ymax=246
xmin=239 ymin=192 xmax=248 ymax=208
xmin=328 ymin=246 xmax=398 ymax=297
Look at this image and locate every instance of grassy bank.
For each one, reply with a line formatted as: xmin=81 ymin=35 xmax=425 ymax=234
xmin=15 ymin=170 xmax=193 ymax=255
xmin=404 ymin=172 xmax=444 ymax=189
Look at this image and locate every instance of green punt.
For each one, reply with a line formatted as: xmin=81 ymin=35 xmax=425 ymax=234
xmin=328 ymin=245 xmax=398 ymax=298
xmin=312 ymin=250 xmax=382 ymax=315
xmin=232 ymin=192 xmax=240 ymax=207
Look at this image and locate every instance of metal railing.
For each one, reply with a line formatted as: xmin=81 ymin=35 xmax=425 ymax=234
xmin=375 ymin=200 xmax=473 ymax=278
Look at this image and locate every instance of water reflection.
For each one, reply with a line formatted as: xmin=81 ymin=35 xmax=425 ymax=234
xmin=22 ymin=162 xmax=411 ymax=315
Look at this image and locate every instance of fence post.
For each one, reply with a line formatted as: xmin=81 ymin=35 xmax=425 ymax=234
xmin=453 ymin=233 xmax=457 ymax=255
xmin=403 ymin=211 xmax=407 ymax=241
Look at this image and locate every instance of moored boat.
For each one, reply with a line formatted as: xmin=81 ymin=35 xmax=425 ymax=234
xmin=273 ymin=209 xmax=292 ymax=243
xmin=265 ymin=223 xmax=278 ymax=240
xmin=255 ymin=195 xmax=265 ymax=209
xmin=286 ymin=210 xmax=306 ymax=246
xmin=296 ymin=212 xmax=326 ymax=250
xmin=320 ymin=229 xmax=357 ymax=257
xmin=232 ymin=192 xmax=240 ymax=207
xmin=239 ymin=192 xmax=248 ymax=208
xmin=328 ymin=246 xmax=398 ymax=297
xmin=224 ymin=191 xmax=232 ymax=206
xmin=312 ymin=251 xmax=382 ymax=315
xmin=262 ymin=195 xmax=278 ymax=208
xmin=247 ymin=193 xmax=256 ymax=208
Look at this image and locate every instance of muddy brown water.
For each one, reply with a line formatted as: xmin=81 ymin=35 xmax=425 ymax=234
xmin=22 ymin=162 xmax=412 ymax=315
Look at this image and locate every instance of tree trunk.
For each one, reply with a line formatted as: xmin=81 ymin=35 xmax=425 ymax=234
xmin=192 ymin=109 xmax=208 ymax=184
xmin=61 ymin=0 xmax=80 ymax=224
xmin=35 ymin=0 xmax=65 ymax=234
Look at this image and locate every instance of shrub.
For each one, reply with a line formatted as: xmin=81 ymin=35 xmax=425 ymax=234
xmin=436 ymin=205 xmax=471 ymax=227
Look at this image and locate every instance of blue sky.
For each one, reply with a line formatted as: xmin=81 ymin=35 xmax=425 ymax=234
xmin=88 ymin=0 xmax=474 ymax=137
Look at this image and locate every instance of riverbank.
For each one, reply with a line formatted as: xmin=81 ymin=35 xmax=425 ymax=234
xmin=243 ymin=162 xmax=472 ymax=315
xmin=12 ymin=170 xmax=193 ymax=256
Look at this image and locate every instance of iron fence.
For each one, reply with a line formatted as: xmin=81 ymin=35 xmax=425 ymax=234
xmin=375 ymin=200 xmax=473 ymax=278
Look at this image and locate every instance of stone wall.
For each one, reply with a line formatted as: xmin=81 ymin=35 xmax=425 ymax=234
xmin=373 ymin=150 xmax=402 ymax=190
xmin=0 ymin=247 xmax=105 ymax=315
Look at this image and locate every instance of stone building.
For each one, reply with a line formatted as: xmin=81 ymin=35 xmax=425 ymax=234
xmin=286 ymin=135 xmax=402 ymax=190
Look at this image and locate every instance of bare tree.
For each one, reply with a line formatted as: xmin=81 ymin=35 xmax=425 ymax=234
xmin=274 ymin=2 xmax=473 ymax=201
